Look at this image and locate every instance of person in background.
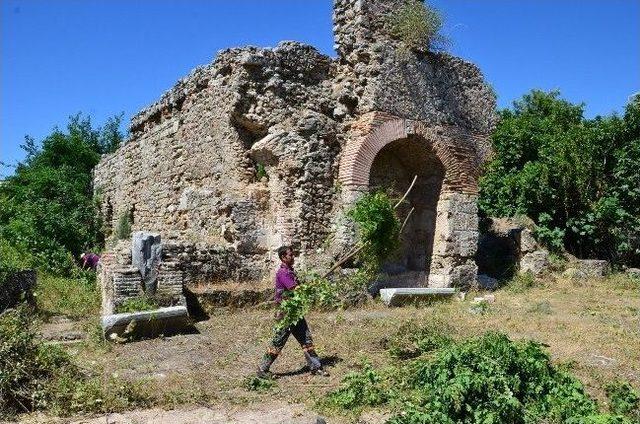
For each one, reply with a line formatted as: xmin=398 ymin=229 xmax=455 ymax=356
xmin=80 ymin=252 xmax=100 ymax=271
xmin=256 ymin=245 xmax=329 ymax=379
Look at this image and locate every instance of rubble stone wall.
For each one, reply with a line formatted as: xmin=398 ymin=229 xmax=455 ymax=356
xmin=94 ymin=0 xmax=497 ymax=295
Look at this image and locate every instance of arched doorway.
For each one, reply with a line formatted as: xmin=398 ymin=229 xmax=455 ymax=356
xmin=338 ymin=112 xmax=482 ymax=288
xmin=369 ymin=135 xmax=444 ymax=275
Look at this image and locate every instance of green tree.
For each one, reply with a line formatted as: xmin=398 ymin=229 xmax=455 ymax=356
xmin=0 ymin=114 xmax=124 ymax=274
xmin=479 ymin=91 xmax=640 ymax=266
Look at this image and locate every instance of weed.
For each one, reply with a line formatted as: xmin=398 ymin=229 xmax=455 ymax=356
xmin=255 ymin=162 xmax=267 ymax=181
xmin=527 ymin=300 xmax=553 ymax=315
xmin=35 ymin=272 xmax=100 ymax=319
xmin=507 ymin=271 xmax=538 ymax=293
xmin=115 ymin=209 xmax=132 ymax=240
xmin=326 ymin=332 xmax=634 ymax=424
xmin=0 ymin=307 xmax=150 ymax=418
xmin=243 ymin=375 xmax=277 ymax=392
xmin=115 ymin=295 xmax=159 ymax=313
xmin=388 ymin=0 xmax=448 ymax=52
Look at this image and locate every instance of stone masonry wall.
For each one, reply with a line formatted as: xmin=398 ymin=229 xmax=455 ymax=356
xmin=94 ymin=0 xmax=497 ymax=290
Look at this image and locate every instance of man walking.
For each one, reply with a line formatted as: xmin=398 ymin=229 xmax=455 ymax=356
xmin=257 ymin=246 xmax=328 ymax=378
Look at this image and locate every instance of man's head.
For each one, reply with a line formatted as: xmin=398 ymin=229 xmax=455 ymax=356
xmin=277 ymin=246 xmax=294 ymax=267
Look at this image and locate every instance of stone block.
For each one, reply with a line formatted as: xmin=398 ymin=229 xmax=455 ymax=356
xmin=477 ymin=274 xmax=499 ymax=290
xmin=626 ymin=268 xmax=640 ymax=279
xmin=575 ymin=259 xmax=610 ymax=277
xmin=379 ymin=287 xmax=456 ymax=306
xmin=102 ymin=306 xmax=191 ymax=340
xmin=520 ymin=250 xmax=550 ymax=276
xmin=520 ymin=228 xmax=538 ymax=254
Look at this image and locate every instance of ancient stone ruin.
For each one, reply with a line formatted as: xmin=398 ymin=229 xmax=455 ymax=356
xmin=94 ymin=0 xmax=497 ymax=313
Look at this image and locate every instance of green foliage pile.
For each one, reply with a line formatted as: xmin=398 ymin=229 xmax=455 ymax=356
xmin=0 ymin=307 xmax=149 ymax=418
xmin=243 ymin=375 xmax=277 ymax=392
xmin=0 ymin=114 xmax=124 ymax=275
xmin=348 ymin=191 xmax=401 ymax=268
xmin=325 ymin=330 xmax=638 ymax=423
xmin=479 ymin=91 xmax=640 ymax=267
xmin=325 ymin=363 xmax=390 ymax=409
xmin=388 ymin=0 xmax=448 ymax=51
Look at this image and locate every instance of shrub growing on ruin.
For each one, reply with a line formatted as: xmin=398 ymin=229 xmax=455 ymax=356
xmin=114 ymin=209 xmax=133 ymax=240
xmin=388 ymin=0 xmax=448 ymax=52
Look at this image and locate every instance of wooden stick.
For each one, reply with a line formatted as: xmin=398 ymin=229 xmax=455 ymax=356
xmin=399 ymin=207 xmax=415 ymax=234
xmin=394 ymin=175 xmax=417 ymax=209
xmin=323 ymin=176 xmax=419 ymax=278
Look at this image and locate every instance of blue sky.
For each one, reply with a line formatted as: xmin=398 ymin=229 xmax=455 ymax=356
xmin=2 ymin=0 xmax=639 ymax=177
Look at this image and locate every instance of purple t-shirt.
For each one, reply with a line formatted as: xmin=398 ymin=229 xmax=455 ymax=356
xmin=83 ymin=253 xmax=100 ymax=269
xmin=274 ymin=263 xmax=298 ymax=304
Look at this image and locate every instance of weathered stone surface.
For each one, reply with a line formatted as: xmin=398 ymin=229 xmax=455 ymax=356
xmin=477 ymin=274 xmax=499 ymax=290
xmin=379 ymin=287 xmax=456 ymax=306
xmin=562 ymin=268 xmax=588 ymax=280
xmin=520 ymin=250 xmax=551 ymax=276
xmin=520 ymin=229 xmax=538 ymax=254
xmin=626 ymin=268 xmax=640 ymax=279
xmin=102 ymin=306 xmax=191 ymax=340
xmin=93 ymin=0 xmax=496 ymax=300
xmin=575 ymin=259 xmax=610 ymax=277
xmin=0 ymin=270 xmax=36 ymax=312
xmin=132 ymin=231 xmax=162 ymax=293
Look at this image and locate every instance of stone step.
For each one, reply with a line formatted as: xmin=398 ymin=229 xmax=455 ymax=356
xmin=379 ymin=287 xmax=456 ymax=307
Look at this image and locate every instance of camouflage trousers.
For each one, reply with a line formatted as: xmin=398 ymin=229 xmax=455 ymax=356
xmin=258 ymin=317 xmax=322 ymax=373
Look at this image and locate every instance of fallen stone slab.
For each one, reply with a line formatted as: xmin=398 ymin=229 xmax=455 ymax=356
xmin=575 ymin=259 xmax=610 ymax=277
xmin=379 ymin=287 xmax=456 ymax=307
xmin=102 ymin=306 xmax=192 ymax=340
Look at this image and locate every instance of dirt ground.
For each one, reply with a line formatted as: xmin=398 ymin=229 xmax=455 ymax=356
xmin=24 ymin=274 xmax=640 ymax=423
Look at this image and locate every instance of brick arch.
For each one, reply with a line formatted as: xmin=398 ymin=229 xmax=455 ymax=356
xmin=338 ymin=112 xmax=480 ymax=197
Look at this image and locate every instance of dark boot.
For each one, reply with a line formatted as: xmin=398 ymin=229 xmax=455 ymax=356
xmin=257 ymin=350 xmax=279 ymax=378
xmin=303 ymin=345 xmax=323 ymax=372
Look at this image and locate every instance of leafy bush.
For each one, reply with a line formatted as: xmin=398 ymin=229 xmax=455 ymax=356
xmin=0 ymin=114 xmax=124 ymax=275
xmin=348 ymin=191 xmax=401 ymax=268
xmin=388 ymin=0 xmax=448 ymax=51
xmin=605 ymin=381 xmax=640 ymax=420
xmin=479 ymin=91 xmax=640 ymax=267
xmin=0 ymin=307 xmax=149 ymax=418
